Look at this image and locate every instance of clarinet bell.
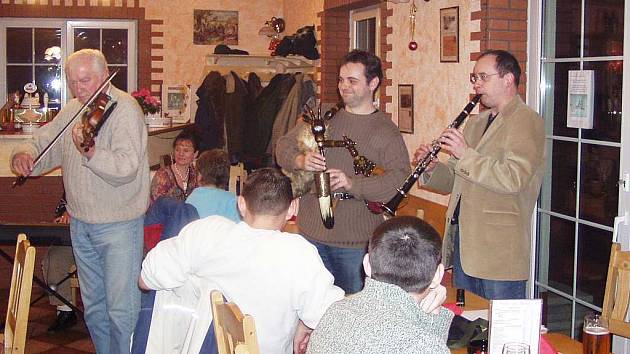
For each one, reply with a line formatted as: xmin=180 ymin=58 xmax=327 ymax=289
xmin=315 ymin=172 xmax=334 ymax=229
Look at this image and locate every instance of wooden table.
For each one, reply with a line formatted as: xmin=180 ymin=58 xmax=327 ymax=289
xmin=446 ymin=288 xmax=583 ymax=354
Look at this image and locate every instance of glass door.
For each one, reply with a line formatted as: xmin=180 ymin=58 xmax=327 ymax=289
xmin=534 ymin=1 xmax=629 ymax=352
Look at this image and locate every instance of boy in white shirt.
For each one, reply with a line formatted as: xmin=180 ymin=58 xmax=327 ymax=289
xmin=139 ymin=168 xmax=344 ymax=354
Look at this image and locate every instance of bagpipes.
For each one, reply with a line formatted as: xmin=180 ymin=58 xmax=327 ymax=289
xmin=283 ymin=102 xmax=380 ymax=229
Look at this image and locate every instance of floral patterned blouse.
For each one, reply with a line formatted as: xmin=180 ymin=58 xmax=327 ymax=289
xmin=150 ymin=165 xmax=199 ymax=203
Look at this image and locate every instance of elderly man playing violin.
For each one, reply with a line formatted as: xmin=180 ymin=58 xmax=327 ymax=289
xmin=11 ymin=48 xmax=149 ymax=354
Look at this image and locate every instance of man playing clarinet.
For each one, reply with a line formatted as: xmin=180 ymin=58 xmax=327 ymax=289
xmin=415 ymin=49 xmax=545 ymax=300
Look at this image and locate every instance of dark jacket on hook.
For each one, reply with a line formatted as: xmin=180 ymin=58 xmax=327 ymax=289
xmin=195 ymin=71 xmax=226 ymax=152
xmin=242 ymin=73 xmax=295 ymax=163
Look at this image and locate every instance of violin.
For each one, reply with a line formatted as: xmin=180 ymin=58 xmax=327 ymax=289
xmin=79 ymin=92 xmax=117 ymax=152
xmin=12 ymin=69 xmax=119 ymax=187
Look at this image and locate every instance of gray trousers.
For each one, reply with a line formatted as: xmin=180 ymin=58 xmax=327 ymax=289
xmin=41 ymin=245 xmax=76 ymax=307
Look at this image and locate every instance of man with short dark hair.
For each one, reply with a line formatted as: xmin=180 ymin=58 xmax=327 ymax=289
xmin=139 ymin=168 xmax=344 ymax=354
xmin=276 ymin=50 xmax=410 ymax=294
xmin=306 ymin=216 xmax=452 ymax=354
xmin=415 ymin=49 xmax=545 ymax=300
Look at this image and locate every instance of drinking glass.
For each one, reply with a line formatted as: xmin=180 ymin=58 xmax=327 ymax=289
xmin=582 ymin=313 xmax=611 ymax=354
xmin=502 ymin=342 xmax=530 ymax=354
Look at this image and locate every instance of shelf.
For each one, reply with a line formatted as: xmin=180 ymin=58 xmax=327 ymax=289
xmin=205 ymin=54 xmax=317 ymax=74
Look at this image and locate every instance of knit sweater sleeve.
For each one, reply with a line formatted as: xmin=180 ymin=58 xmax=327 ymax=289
xmin=84 ymin=93 xmax=147 ymax=187
xmin=10 ymin=101 xmax=78 ymax=175
xmin=346 ymin=118 xmax=410 ymax=202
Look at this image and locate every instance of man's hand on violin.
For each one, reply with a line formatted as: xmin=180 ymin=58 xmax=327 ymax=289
xmin=296 ymin=151 xmax=326 ymax=172
xmin=54 ymin=211 xmax=70 ymax=224
xmin=327 ymin=168 xmax=352 ymax=191
xmin=11 ymin=152 xmax=34 ymax=176
xmin=413 ymin=144 xmax=439 ymax=172
xmin=72 ymin=123 xmax=95 ymax=159
xmin=438 ymin=127 xmax=468 ymax=159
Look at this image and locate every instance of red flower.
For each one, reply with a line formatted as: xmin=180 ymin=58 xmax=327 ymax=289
xmin=131 ymin=88 xmax=161 ymax=114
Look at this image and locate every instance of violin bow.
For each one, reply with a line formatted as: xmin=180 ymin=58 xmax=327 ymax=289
xmin=12 ymin=69 xmax=119 ymax=188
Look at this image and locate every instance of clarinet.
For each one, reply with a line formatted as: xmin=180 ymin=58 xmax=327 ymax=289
xmin=381 ymin=94 xmax=482 ymax=216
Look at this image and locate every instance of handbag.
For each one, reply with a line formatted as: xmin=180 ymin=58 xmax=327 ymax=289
xmin=447 ymin=315 xmax=489 ymax=349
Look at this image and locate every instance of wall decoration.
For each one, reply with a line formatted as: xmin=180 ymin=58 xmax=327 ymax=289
xmin=398 ymin=84 xmax=414 ymax=134
xmin=162 ymin=84 xmax=192 ymax=123
xmin=439 ymin=6 xmax=459 ymax=62
xmin=193 ymin=10 xmax=239 ymax=45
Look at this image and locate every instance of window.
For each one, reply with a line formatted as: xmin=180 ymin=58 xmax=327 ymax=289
xmin=0 ymin=18 xmax=136 ymax=108
xmin=350 ymin=6 xmax=380 ymax=55
xmin=533 ymin=0 xmax=627 ymax=340
xmin=349 ymin=6 xmax=381 ymax=108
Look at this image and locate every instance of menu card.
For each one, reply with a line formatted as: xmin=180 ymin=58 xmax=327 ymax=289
xmin=488 ymin=299 xmax=542 ymax=354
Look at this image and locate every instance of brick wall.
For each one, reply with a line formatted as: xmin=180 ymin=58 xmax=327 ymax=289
xmin=471 ymin=0 xmax=529 ymax=96
xmin=318 ymin=0 xmax=388 ymax=112
xmin=317 ymin=0 xmax=529 ymax=109
xmin=0 ymin=0 xmax=164 ymax=96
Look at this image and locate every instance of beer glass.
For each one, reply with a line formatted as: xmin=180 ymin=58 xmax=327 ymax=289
xmin=582 ymin=313 xmax=611 ymax=354
xmin=502 ymin=342 xmax=530 ymax=354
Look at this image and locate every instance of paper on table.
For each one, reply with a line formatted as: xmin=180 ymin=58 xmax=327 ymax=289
xmin=462 ymin=309 xmax=489 ymax=321
xmin=488 ymin=299 xmax=542 ymax=354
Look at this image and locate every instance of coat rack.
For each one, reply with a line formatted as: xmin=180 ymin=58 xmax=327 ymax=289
xmin=205 ymin=54 xmax=317 ymax=75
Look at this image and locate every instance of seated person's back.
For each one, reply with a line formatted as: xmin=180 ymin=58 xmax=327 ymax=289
xmin=307 ymin=216 xmax=453 ymax=354
xmin=140 ymin=168 xmax=344 ymax=354
xmin=185 ymin=149 xmax=240 ymax=221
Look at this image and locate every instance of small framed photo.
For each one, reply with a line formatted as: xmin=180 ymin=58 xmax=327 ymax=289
xmin=162 ymin=84 xmax=192 ymax=123
xmin=398 ymin=84 xmax=414 ymax=134
xmin=440 ymin=6 xmax=459 ymax=62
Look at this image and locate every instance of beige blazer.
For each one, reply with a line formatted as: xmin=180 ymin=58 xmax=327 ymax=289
xmin=424 ymin=95 xmax=545 ymax=281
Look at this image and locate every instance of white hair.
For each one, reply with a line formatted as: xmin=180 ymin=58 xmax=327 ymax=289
xmin=65 ymin=49 xmax=109 ymax=75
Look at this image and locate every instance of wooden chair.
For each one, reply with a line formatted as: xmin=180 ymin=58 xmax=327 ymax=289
xmin=1 ymin=233 xmax=36 ymax=354
xmin=229 ymin=163 xmax=246 ymax=195
xmin=211 ymin=290 xmax=260 ymax=354
xmin=601 ymin=242 xmax=630 ymax=338
xmin=69 ymin=264 xmax=80 ymax=306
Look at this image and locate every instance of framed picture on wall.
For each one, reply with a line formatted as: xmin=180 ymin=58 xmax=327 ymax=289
xmin=193 ymin=10 xmax=239 ymax=45
xmin=440 ymin=6 xmax=459 ymax=62
xmin=162 ymin=84 xmax=192 ymax=123
xmin=398 ymin=84 xmax=414 ymax=134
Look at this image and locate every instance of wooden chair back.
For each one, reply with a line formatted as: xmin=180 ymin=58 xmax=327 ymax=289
xmin=211 ymin=290 xmax=260 ymax=354
xmin=2 ymin=233 xmax=36 ymax=354
xmin=229 ymin=163 xmax=246 ymax=196
xmin=602 ymin=242 xmax=630 ymax=338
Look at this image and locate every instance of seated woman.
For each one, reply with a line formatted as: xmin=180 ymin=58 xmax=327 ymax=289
xmin=150 ymin=128 xmax=200 ymax=203
xmin=186 ymin=149 xmax=240 ymax=221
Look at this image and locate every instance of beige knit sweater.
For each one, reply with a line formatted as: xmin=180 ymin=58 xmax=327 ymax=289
xmin=276 ymin=109 xmax=410 ymax=248
xmin=12 ymin=86 xmax=150 ymax=224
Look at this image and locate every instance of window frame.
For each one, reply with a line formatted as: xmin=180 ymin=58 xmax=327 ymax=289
xmin=0 ymin=18 xmax=137 ymax=106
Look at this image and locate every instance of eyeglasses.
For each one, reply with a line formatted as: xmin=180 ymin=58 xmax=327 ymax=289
xmin=469 ymin=72 xmax=500 ymax=84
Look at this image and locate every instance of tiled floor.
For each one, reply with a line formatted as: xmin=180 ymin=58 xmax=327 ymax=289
xmin=1 ymin=286 xmax=95 ymax=354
